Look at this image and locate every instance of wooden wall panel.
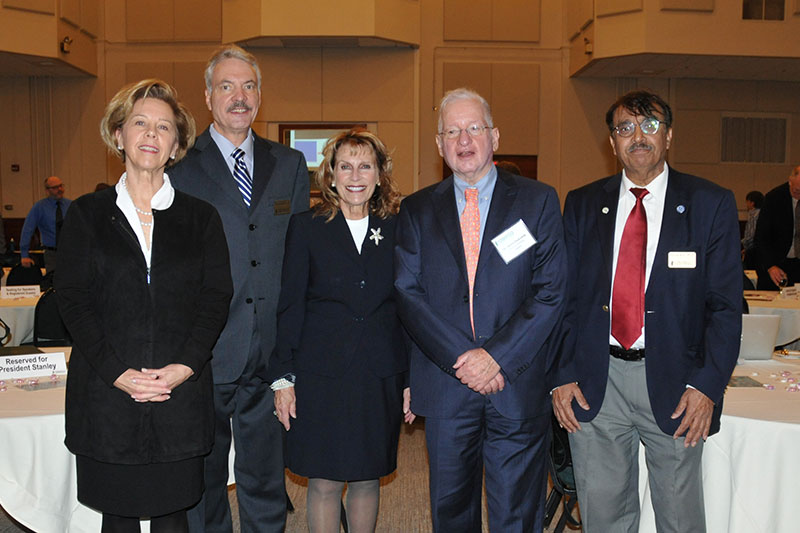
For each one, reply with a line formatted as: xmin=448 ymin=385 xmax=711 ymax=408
xmin=173 ymin=62 xmax=212 ymax=131
xmin=376 ymin=121 xmax=414 ymax=195
xmin=125 ymin=62 xmax=174 ymax=85
xmin=60 ymin=0 xmax=80 ymax=26
xmin=443 ymin=0 xmax=492 ymax=41
xmin=660 ymin=0 xmax=714 ymax=11
xmin=322 ymin=48 xmax=413 ymax=122
xmin=126 ymin=0 xmax=173 ymax=41
xmin=491 ymin=63 xmax=538 ymax=155
xmin=255 ymin=48 xmax=323 ymax=123
xmin=174 ymin=0 xmax=220 ymax=41
xmin=2 ymin=0 xmax=55 ymax=15
xmin=597 ymin=0 xmax=642 ymax=17
xmin=567 ymin=0 xmax=593 ymax=40
xmin=492 ymin=0 xmax=540 ymax=42
xmin=441 ymin=62 xmax=492 ymax=105
xmin=0 ymin=78 xmax=36 ymax=216
xmin=80 ymin=0 xmax=99 ymax=37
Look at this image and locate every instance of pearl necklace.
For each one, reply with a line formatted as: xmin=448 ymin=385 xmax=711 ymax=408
xmin=120 ymin=174 xmax=153 ymax=216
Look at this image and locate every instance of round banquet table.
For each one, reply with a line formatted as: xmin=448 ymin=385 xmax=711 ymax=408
xmin=638 ymin=356 xmax=800 ymax=532
xmin=745 ymin=290 xmax=800 ymax=346
xmin=0 ymin=295 xmax=39 ymax=347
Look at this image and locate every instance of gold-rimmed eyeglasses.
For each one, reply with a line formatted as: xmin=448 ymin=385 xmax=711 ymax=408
xmin=438 ymin=124 xmax=492 ymax=140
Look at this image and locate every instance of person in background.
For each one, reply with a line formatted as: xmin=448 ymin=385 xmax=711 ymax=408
xmin=552 ymin=89 xmax=741 ymax=532
xmin=19 ymin=175 xmax=70 ymax=272
xmin=741 ymin=190 xmax=763 ymax=269
xmin=56 ymin=79 xmax=233 ymax=532
xmin=754 ymin=166 xmax=800 ymax=290
xmin=271 ymin=129 xmax=412 ymax=532
xmin=494 ymin=160 xmax=521 ymax=176
xmin=394 ymin=88 xmax=567 ymax=532
xmin=169 ymin=44 xmax=309 ymax=532
xmin=95 ymin=182 xmax=111 ymax=191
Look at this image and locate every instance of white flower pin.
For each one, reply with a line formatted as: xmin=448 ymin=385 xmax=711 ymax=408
xmin=369 ymin=227 xmax=383 ymax=246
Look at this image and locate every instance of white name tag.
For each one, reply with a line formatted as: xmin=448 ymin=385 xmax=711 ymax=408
xmin=1 ymin=285 xmax=41 ymax=299
xmin=668 ymin=251 xmax=696 ymax=269
xmin=0 ymin=352 xmax=67 ymax=379
xmin=491 ymin=219 xmax=536 ymax=264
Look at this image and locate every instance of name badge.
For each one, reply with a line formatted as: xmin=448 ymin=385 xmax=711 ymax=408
xmin=491 ymin=219 xmax=536 ymax=264
xmin=273 ymin=199 xmax=291 ymax=215
xmin=668 ymin=251 xmax=696 ymax=269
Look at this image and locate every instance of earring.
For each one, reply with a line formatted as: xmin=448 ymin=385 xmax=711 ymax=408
xmin=331 ymin=181 xmax=336 ymax=188
xmin=170 ymin=154 xmax=175 ymax=160
xmin=117 ymin=145 xmax=123 ymax=150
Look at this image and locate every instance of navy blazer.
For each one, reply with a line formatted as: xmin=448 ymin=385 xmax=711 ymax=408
xmin=394 ymin=170 xmax=567 ymax=419
xmin=556 ymin=169 xmax=742 ymax=435
xmin=169 ymin=128 xmax=309 ymax=383
xmin=270 ymin=211 xmax=407 ymax=379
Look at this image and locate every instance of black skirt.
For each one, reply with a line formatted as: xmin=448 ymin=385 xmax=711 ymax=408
xmin=286 ymin=364 xmax=404 ymax=481
xmin=76 ymin=454 xmax=204 ymax=517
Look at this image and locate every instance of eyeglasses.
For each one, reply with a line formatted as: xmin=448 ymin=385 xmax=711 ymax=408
xmin=438 ymin=124 xmax=492 ymax=140
xmin=612 ymin=118 xmax=666 ymax=138
xmin=45 ymin=184 xmax=64 ymax=190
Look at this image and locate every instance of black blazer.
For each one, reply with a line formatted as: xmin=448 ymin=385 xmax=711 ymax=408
xmin=754 ymin=181 xmax=794 ymax=288
xmin=56 ymin=187 xmax=233 ymax=464
xmin=270 ymin=210 xmax=406 ymax=380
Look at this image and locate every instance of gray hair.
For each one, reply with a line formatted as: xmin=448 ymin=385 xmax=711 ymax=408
xmin=204 ymin=45 xmax=262 ymax=93
xmin=437 ymin=88 xmax=493 ymax=132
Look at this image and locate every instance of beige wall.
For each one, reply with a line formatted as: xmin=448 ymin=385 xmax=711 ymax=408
xmin=1 ymin=0 xmax=799 ymax=218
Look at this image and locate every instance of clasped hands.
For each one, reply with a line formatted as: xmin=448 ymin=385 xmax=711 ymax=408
xmin=113 ymin=364 xmax=194 ymax=402
xmin=453 ymin=348 xmax=505 ymax=395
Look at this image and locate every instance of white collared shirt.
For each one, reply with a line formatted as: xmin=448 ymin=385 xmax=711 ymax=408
xmin=608 ymin=163 xmax=670 ymax=349
xmin=209 ymin=123 xmax=255 ymax=178
xmin=115 ymin=172 xmax=175 ymax=268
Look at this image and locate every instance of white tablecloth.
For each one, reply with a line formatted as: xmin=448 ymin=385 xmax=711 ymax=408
xmin=0 ymin=296 xmax=39 ymax=346
xmin=638 ymin=357 xmax=800 ymax=532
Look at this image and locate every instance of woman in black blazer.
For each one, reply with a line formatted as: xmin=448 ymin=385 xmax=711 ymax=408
xmin=271 ymin=129 xmax=413 ymax=532
xmin=56 ymin=79 xmax=233 ymax=532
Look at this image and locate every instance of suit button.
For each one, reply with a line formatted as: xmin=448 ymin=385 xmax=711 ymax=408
xmin=602 ymin=305 xmax=609 ymax=312
xmin=463 ymin=295 xmax=469 ymax=303
xmin=249 ymin=224 xmax=257 ymax=231
xmin=354 ymin=316 xmax=364 ymax=322
xmin=359 ymin=280 xmax=366 ymax=288
xmin=246 ymin=298 xmax=253 ymax=304
xmin=251 ymin=260 xmax=257 ymax=267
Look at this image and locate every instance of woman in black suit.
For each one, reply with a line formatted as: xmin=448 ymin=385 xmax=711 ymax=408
xmin=56 ymin=79 xmax=233 ymax=532
xmin=271 ymin=129 xmax=413 ymax=532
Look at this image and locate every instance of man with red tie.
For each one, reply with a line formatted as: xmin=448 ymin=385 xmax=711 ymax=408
xmin=552 ymin=90 xmax=742 ymax=532
xmin=395 ymin=88 xmax=567 ymax=532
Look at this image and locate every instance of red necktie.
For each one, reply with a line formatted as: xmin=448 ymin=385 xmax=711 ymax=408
xmin=611 ymin=187 xmax=649 ymax=350
xmin=461 ymin=188 xmax=480 ymax=338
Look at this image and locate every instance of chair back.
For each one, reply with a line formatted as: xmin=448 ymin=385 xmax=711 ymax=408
xmin=739 ymin=314 xmax=780 ymax=360
xmin=6 ymin=264 xmax=43 ymax=288
xmin=32 ymin=288 xmax=71 ymax=347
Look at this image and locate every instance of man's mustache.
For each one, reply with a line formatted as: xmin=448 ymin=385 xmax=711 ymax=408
xmin=227 ymin=101 xmax=252 ymax=113
xmin=628 ymin=142 xmax=652 ymax=152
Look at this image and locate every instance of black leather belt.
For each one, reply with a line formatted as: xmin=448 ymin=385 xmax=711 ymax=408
xmin=609 ymin=345 xmax=645 ymax=361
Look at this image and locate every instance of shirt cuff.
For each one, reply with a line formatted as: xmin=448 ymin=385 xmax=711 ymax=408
xmin=270 ymin=373 xmax=296 ymax=391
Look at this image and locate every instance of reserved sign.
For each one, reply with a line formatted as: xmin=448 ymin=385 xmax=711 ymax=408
xmin=1 ymin=285 xmax=41 ymax=299
xmin=0 ymin=352 xmax=66 ymax=379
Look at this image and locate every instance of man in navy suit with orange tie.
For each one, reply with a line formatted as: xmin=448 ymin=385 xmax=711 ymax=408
xmin=552 ymin=90 xmax=741 ymax=532
xmin=395 ymin=88 xmax=567 ymax=532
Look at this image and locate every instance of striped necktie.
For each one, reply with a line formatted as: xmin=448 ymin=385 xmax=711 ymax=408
xmin=232 ymin=148 xmax=253 ymax=207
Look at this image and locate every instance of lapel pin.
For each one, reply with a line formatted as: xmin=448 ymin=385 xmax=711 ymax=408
xmin=369 ymin=227 xmax=383 ymax=246
xmin=602 ymin=207 xmax=609 ymax=214
xmin=676 ymin=205 xmax=686 ymax=214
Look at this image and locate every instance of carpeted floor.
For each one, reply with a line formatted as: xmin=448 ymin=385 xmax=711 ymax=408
xmin=0 ymin=419 xmax=574 ymax=532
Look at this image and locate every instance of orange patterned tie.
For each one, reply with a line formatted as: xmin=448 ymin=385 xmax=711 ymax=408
xmin=461 ymin=187 xmax=480 ymax=338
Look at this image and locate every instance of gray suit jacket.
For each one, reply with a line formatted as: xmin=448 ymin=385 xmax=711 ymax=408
xmin=170 ymin=127 xmax=309 ymax=383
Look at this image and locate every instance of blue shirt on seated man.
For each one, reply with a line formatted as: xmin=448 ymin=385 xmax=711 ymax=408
xmin=20 ymin=176 xmax=71 ymax=272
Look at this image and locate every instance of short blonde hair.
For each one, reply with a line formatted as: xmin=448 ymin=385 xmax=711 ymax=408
xmin=100 ymin=79 xmax=196 ymax=164
xmin=315 ymin=128 xmax=401 ymax=221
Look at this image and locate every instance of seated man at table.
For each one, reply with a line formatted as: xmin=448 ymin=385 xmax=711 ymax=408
xmin=754 ymin=165 xmax=800 ymax=290
xmin=19 ymin=176 xmax=71 ymax=273
xmin=552 ymin=90 xmax=742 ymax=532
